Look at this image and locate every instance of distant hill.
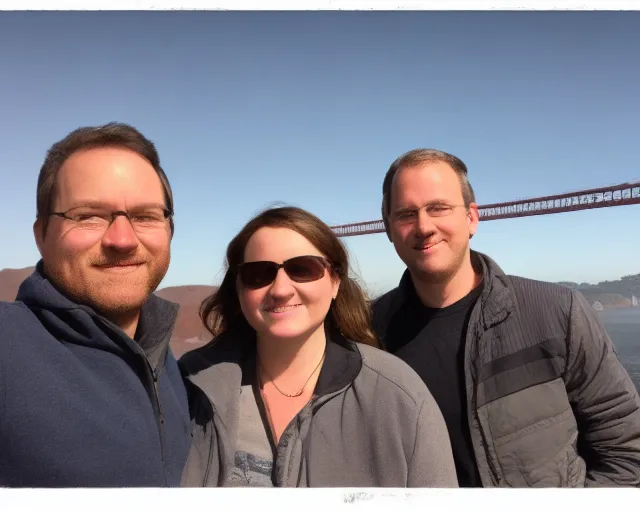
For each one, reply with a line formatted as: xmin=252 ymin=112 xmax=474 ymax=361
xmin=557 ymin=273 xmax=640 ymax=308
xmin=0 ymin=266 xmax=35 ymax=301
xmin=155 ymin=285 xmax=216 ymax=357
xmin=0 ymin=265 xmax=215 ymax=356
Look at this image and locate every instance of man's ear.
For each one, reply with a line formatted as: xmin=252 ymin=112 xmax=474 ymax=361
xmin=467 ymin=203 xmax=479 ymax=240
xmin=382 ymin=200 xmax=392 ymax=242
xmin=33 ymin=218 xmax=45 ymax=256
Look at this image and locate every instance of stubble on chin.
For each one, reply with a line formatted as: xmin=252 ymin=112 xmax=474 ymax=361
xmin=409 ymin=248 xmax=468 ymax=286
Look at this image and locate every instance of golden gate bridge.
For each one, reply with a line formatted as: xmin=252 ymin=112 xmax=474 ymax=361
xmin=331 ymin=181 xmax=640 ymax=238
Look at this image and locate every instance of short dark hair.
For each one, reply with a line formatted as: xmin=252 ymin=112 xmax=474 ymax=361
xmin=200 ymin=206 xmax=379 ymax=348
xmin=381 ymin=148 xmax=475 ymax=238
xmin=36 ymin=122 xmax=174 ymax=235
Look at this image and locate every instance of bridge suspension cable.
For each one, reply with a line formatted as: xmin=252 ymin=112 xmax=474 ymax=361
xmin=331 ymin=181 xmax=640 ymax=238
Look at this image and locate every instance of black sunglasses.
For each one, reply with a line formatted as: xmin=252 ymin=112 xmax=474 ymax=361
xmin=237 ymin=255 xmax=332 ymax=290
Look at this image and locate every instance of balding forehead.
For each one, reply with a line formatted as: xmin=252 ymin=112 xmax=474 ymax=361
xmin=53 ymin=147 xmax=165 ymax=211
xmin=391 ymin=161 xmax=465 ymax=207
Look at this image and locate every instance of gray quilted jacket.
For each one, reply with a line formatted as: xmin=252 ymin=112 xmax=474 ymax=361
xmin=372 ymin=251 xmax=640 ymax=487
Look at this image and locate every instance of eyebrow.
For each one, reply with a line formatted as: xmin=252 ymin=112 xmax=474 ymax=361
xmin=393 ymin=200 xmax=451 ymax=213
xmin=62 ymin=201 xmax=168 ymax=211
xmin=392 ymin=207 xmax=416 ymax=214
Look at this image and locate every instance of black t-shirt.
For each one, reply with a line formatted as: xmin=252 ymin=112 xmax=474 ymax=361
xmin=384 ymin=275 xmax=483 ymax=487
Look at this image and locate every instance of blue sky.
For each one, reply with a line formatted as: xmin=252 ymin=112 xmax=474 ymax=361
xmin=1 ymin=11 xmax=638 ymax=296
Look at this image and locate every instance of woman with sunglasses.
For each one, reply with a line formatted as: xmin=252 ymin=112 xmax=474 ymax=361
xmin=179 ymin=206 xmax=457 ymax=487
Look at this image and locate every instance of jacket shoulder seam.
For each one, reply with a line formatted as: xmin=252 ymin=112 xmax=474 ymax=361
xmin=360 ymin=359 xmax=421 ymax=407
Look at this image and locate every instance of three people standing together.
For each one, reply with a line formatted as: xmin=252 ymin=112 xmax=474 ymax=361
xmin=1 ymin=123 xmax=638 ymax=487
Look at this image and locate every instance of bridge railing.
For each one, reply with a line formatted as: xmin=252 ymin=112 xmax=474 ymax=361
xmin=331 ymin=182 xmax=640 ymax=238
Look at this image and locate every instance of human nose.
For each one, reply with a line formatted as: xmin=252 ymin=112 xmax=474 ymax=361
xmin=267 ymin=267 xmax=296 ymax=299
xmin=101 ymin=214 xmax=139 ymax=252
xmin=414 ymin=207 xmax=436 ymax=237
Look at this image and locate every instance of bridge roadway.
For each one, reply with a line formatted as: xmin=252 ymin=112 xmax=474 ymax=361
xmin=330 ymin=181 xmax=640 ymax=238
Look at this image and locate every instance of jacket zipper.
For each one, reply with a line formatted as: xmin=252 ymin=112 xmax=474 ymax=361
xmin=273 ymin=394 xmax=343 ymax=487
xmin=472 ymin=388 xmax=501 ymax=484
xmin=273 ymin=415 xmax=301 ymax=486
xmin=202 ymin=400 xmax=218 ymax=486
xmin=98 ymin=318 xmax=170 ymax=486
xmin=465 ymin=310 xmax=501 ymax=486
xmin=152 ymin=369 xmax=168 ymax=486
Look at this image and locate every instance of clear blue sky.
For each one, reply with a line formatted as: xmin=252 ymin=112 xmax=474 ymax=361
xmin=1 ymin=11 xmax=638 ymax=296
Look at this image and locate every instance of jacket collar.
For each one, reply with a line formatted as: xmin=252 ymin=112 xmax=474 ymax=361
xmin=398 ymin=250 xmax=513 ymax=330
xmin=16 ymin=260 xmax=179 ymax=372
xmin=179 ymin=323 xmax=363 ymax=413
xmin=316 ymin=330 xmax=362 ymax=396
xmin=471 ymin=251 xmax=513 ymax=329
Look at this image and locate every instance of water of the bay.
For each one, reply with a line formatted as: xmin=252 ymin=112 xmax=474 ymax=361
xmin=599 ymin=307 xmax=640 ymax=391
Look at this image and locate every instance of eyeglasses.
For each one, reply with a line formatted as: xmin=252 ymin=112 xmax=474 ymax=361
xmin=49 ymin=205 xmax=173 ymax=233
xmin=237 ymin=255 xmax=331 ymax=290
xmin=392 ymin=203 xmax=466 ymax=224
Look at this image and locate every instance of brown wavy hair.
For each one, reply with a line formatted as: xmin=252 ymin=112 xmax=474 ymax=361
xmin=200 ymin=206 xmax=379 ymax=348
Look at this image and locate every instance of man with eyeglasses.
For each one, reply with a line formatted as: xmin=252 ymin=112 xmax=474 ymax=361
xmin=0 ymin=123 xmax=190 ymax=487
xmin=372 ymin=148 xmax=640 ymax=487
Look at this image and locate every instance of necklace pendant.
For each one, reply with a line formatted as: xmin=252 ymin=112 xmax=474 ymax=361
xmin=258 ymin=349 xmax=326 ymax=399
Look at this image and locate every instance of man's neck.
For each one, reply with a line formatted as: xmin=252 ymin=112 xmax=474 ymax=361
xmin=107 ymin=311 xmax=141 ymax=339
xmin=411 ymin=256 xmax=482 ymax=309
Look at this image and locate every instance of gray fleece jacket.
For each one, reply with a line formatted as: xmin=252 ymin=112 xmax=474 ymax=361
xmin=179 ymin=330 xmax=458 ymax=487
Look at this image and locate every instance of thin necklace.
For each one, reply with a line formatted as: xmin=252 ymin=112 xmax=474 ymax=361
xmin=258 ymin=348 xmax=326 ymax=398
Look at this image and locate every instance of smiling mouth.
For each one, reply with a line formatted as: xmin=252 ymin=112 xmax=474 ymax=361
xmin=414 ymin=240 xmax=443 ymax=251
xmin=96 ymin=260 xmax=144 ymax=266
xmin=264 ymin=304 xmax=302 ymax=313
xmin=95 ymin=262 xmax=145 ymax=270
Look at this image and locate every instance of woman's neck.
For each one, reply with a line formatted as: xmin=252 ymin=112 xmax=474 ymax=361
xmin=256 ymin=326 xmax=327 ymax=385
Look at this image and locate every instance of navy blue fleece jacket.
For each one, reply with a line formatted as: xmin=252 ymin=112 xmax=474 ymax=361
xmin=0 ymin=263 xmax=190 ymax=487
